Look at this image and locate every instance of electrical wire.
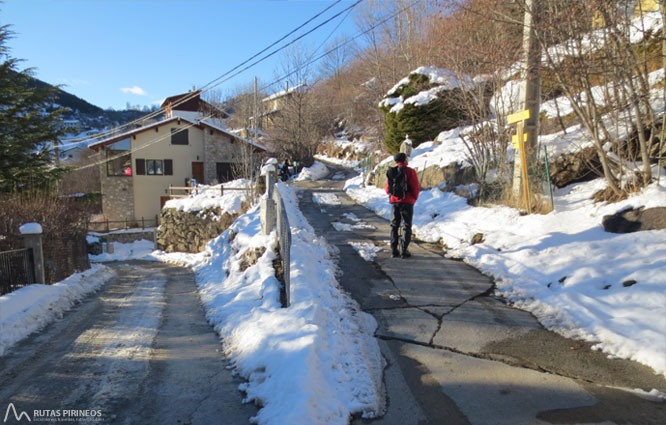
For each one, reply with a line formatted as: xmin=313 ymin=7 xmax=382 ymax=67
xmin=57 ymin=0 xmax=358 ymax=147
xmin=73 ymin=0 xmax=423 ymax=171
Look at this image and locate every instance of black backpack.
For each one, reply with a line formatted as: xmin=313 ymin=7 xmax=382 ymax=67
xmin=386 ymin=166 xmax=409 ymax=199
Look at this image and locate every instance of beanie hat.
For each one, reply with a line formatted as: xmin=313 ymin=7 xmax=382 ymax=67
xmin=394 ymin=152 xmax=407 ymax=163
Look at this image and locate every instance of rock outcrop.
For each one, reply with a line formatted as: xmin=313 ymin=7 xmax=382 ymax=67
xmin=372 ymin=161 xmax=475 ymax=191
xmin=549 ymin=147 xmax=600 ymax=188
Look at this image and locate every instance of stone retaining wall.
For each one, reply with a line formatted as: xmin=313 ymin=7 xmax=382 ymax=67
xmin=156 ymin=208 xmax=240 ymax=253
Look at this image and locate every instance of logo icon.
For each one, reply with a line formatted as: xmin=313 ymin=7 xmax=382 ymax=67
xmin=3 ymin=403 xmax=31 ymax=422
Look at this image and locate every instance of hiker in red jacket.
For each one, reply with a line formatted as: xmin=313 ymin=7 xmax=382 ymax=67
xmin=385 ymin=152 xmax=420 ymax=258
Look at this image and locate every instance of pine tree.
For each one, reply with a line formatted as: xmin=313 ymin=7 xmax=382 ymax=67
xmin=0 ymin=24 xmax=66 ymax=192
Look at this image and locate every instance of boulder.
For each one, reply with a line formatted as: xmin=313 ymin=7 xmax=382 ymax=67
xmin=549 ymin=147 xmax=600 ymax=188
xmin=602 ymin=207 xmax=666 ymax=233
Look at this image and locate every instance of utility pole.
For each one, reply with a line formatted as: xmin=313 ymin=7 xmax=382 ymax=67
xmin=512 ymin=0 xmax=542 ymax=203
xmin=253 ymin=76 xmax=259 ymax=141
xmin=251 ymin=76 xmax=259 ymax=189
xmin=658 ymin=1 xmax=666 ymax=186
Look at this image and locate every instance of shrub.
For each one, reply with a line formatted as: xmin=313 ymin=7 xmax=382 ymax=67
xmin=0 ymin=193 xmax=90 ymax=283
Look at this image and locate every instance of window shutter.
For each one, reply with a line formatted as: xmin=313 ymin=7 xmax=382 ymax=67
xmin=136 ymin=158 xmax=146 ymax=175
xmin=164 ymin=159 xmax=173 ymax=175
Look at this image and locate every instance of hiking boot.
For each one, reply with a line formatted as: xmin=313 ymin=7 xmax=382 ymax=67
xmin=401 ymin=249 xmax=411 ymax=258
xmin=392 ymin=249 xmax=400 ymax=258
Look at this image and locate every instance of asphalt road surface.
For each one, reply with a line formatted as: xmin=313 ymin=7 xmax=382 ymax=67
xmin=294 ymin=164 xmax=666 ymax=425
xmin=0 ymin=261 xmax=256 ymax=425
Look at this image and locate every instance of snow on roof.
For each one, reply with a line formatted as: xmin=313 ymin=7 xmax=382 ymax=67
xmin=262 ymin=83 xmax=306 ymax=102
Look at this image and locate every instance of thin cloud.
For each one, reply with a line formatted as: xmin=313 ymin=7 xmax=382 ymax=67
xmin=121 ymin=86 xmax=147 ymax=96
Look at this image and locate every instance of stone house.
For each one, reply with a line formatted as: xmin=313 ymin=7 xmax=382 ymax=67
xmin=89 ymin=90 xmax=266 ymax=224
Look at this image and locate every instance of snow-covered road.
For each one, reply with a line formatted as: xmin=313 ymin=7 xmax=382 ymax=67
xmin=0 ymin=261 xmax=253 ymax=424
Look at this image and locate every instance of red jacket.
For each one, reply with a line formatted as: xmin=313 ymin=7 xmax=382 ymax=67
xmin=385 ymin=162 xmax=420 ymax=205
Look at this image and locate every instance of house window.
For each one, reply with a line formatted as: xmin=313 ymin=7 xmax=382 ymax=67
xmin=106 ymin=138 xmax=131 ymax=177
xmin=216 ymin=162 xmax=233 ymax=182
xmin=136 ymin=159 xmax=172 ymax=176
xmin=171 ymin=128 xmax=188 ymax=145
xmin=147 ymin=160 xmax=164 ymax=175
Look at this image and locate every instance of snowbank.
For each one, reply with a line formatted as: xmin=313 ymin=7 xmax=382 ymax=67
xmin=295 ymin=161 xmax=329 ymax=181
xmin=163 ymin=179 xmax=250 ymax=214
xmin=0 ymin=264 xmax=115 ymax=355
xmin=89 ymin=239 xmax=156 ymax=262
xmin=154 ymin=183 xmax=384 ymax=424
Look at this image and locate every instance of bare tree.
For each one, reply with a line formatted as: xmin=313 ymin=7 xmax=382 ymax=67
xmin=530 ymin=0 xmax=663 ymax=196
xmin=266 ymin=44 xmax=328 ymax=165
xmin=427 ymin=0 xmax=522 ymax=189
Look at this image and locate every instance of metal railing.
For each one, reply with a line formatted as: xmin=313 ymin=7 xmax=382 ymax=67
xmin=0 ymin=248 xmax=36 ymax=295
xmin=261 ymin=172 xmax=292 ymax=307
xmin=273 ymin=184 xmax=292 ymax=308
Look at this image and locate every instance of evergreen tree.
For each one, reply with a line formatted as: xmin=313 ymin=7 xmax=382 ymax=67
xmin=0 ymin=24 xmax=66 ymax=192
xmin=380 ymin=73 xmax=468 ymax=154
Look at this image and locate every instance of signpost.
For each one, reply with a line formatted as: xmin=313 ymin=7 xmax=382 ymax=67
xmin=508 ymin=109 xmax=532 ymax=213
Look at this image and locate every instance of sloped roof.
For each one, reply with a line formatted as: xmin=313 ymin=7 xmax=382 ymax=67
xmin=88 ymin=116 xmax=265 ymax=151
xmin=162 ymin=90 xmax=230 ymax=118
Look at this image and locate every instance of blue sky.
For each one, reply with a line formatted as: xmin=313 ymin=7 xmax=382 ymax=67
xmin=1 ymin=0 xmax=360 ymax=110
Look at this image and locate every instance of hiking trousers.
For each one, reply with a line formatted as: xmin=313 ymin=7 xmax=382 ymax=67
xmin=390 ymin=202 xmax=414 ymax=251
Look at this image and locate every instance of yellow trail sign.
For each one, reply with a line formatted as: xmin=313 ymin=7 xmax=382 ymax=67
xmin=512 ymin=133 xmax=528 ymax=147
xmin=507 ymin=109 xmax=530 ymax=124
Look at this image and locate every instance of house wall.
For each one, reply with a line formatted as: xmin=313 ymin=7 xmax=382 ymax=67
xmin=98 ymin=154 xmax=135 ymax=224
xmin=131 ymin=122 xmax=205 ymax=221
xmin=203 ymin=131 xmax=239 ymax=183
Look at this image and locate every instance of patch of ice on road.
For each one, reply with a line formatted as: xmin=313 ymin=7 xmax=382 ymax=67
xmin=312 ymin=192 xmax=341 ymax=205
xmin=350 ymin=242 xmax=382 ymax=262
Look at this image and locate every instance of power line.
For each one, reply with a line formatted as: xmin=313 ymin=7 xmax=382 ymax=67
xmin=74 ymin=0 xmax=422 ymax=171
xmin=57 ymin=0 xmax=358 ymax=148
xmin=260 ymin=0 xmax=420 ymax=96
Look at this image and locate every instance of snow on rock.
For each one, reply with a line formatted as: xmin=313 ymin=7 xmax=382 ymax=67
xmin=386 ymin=66 xmax=473 ymax=98
xmin=381 ymin=67 xmax=474 ymax=114
xmin=163 ymin=179 xmax=250 ymax=214
xmin=0 ymin=264 xmax=115 ymax=355
xmin=346 ymin=146 xmax=666 ymax=376
xmin=153 ymin=183 xmax=385 ymax=424
xmin=295 ymin=161 xmax=329 ymax=181
xmin=18 ymin=223 xmax=43 ymax=235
